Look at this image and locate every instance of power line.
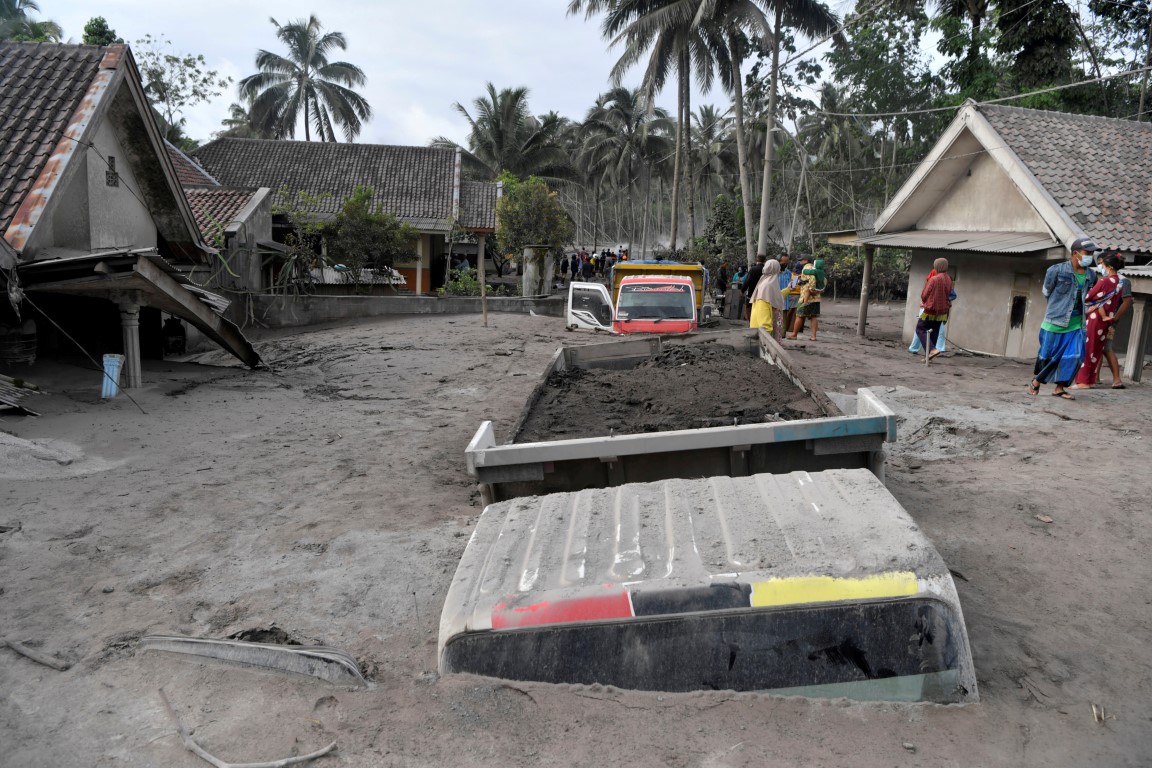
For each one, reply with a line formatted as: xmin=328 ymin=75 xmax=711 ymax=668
xmin=811 ymin=65 xmax=1152 ymax=119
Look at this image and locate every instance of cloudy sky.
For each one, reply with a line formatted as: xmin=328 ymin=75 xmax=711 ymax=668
xmin=46 ymin=0 xmax=852 ymax=146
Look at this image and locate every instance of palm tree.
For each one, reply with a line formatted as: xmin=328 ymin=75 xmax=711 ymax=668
xmin=689 ymin=104 xmax=737 ymax=227
xmin=215 ymin=101 xmax=271 ymax=140
xmin=0 ymin=0 xmax=61 ymax=41
xmin=432 ymin=83 xmax=572 ymax=182
xmin=581 ymin=86 xmax=673 ymax=254
xmin=572 ymin=0 xmax=731 ymax=249
xmin=239 ymin=15 xmax=372 ymax=142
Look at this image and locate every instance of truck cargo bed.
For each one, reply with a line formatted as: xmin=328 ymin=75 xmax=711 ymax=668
xmin=466 ymin=329 xmax=896 ymax=503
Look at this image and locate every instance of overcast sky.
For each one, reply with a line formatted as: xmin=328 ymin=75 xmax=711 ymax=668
xmin=47 ymin=0 xmax=854 ymax=147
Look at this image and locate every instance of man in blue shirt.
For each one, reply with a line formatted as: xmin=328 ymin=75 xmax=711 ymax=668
xmin=1029 ymin=237 xmax=1098 ymax=399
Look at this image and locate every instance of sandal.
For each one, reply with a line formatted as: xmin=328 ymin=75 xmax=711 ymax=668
xmin=1112 ymin=383 xmax=1126 ymax=389
xmin=1028 ymin=380 xmax=1040 ymax=396
xmin=928 ymin=350 xmax=942 ymax=360
xmin=1052 ymin=391 xmax=1075 ymax=400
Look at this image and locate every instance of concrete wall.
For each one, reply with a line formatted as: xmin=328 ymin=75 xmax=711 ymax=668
xmin=903 ymin=250 xmax=1054 ymax=357
xmin=248 ymin=294 xmax=565 ymax=329
xmin=919 ymin=152 xmax=1048 ymax=234
xmin=85 ymin=120 xmax=157 ymax=251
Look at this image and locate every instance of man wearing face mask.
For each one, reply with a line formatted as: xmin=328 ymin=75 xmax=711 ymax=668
xmin=1029 ymin=237 xmax=1099 ymax=400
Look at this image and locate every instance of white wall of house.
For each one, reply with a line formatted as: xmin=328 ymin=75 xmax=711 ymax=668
xmin=37 ymin=118 xmax=158 ymax=255
xmin=918 ymin=152 xmax=1050 ymax=234
xmin=86 ymin=120 xmax=156 ymax=251
xmin=903 ymin=249 xmax=1061 ymax=357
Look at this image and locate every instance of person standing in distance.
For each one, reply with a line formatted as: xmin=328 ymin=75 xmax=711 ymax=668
xmin=1029 ymin=237 xmax=1098 ymax=400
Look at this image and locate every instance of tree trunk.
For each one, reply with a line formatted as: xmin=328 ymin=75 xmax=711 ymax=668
xmin=669 ymin=55 xmax=686 ymax=250
xmin=304 ymin=94 xmax=311 ymax=142
xmin=756 ymin=7 xmax=783 ymax=259
xmin=1140 ymin=14 xmax=1152 ymax=121
xmin=731 ymin=38 xmax=755 ymax=265
xmin=685 ymin=54 xmax=696 ymax=247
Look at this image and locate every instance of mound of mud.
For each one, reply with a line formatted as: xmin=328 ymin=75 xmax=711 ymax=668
xmin=515 ymin=343 xmax=824 ymax=442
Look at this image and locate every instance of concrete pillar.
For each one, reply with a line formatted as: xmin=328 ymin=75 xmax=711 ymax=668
xmin=415 ymin=235 xmax=424 ymax=296
xmin=119 ymin=299 xmax=143 ymax=389
xmin=477 ymin=234 xmax=488 ymax=327
xmin=857 ymin=245 xmax=874 ymax=337
xmin=1123 ymin=296 xmax=1150 ymax=382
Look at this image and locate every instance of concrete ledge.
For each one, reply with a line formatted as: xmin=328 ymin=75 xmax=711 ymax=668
xmin=249 ymin=294 xmax=566 ymax=329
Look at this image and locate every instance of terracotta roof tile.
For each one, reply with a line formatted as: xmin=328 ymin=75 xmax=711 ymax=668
xmin=184 ymin=186 xmax=259 ymax=243
xmin=0 ymin=43 xmax=109 ymax=234
xmin=165 ymin=140 xmax=218 ymax=186
xmin=193 ymin=138 xmax=495 ymax=231
xmin=460 ymin=180 xmax=496 ymax=230
xmin=979 ymin=104 xmax=1152 ymax=255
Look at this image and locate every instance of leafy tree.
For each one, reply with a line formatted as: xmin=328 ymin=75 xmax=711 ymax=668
xmin=0 ymin=0 xmax=61 ymax=42
xmin=135 ymin=34 xmax=231 ymax=145
xmin=433 ymin=83 xmax=571 ymax=181
xmin=271 ymin=187 xmax=330 ymax=295
xmin=82 ymin=16 xmax=121 ymax=45
xmin=496 ymin=173 xmax=575 ymax=294
xmin=328 ymin=186 xmax=417 ymax=290
xmin=239 ymin=15 xmax=372 ymax=142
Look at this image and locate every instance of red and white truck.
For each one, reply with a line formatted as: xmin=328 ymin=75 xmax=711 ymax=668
xmin=566 ymin=274 xmax=699 ymax=335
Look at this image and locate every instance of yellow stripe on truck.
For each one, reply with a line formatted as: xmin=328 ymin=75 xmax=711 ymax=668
xmin=750 ymin=572 xmax=918 ymax=608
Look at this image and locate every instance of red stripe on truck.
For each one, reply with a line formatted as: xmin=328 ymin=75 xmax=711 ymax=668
xmin=492 ymin=590 xmax=634 ymax=629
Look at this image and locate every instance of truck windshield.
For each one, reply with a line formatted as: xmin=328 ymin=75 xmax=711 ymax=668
xmin=617 ymin=284 xmax=694 ymax=320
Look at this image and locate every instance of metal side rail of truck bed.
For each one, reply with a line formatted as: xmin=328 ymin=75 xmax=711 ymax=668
xmin=465 ymin=329 xmax=897 ymax=503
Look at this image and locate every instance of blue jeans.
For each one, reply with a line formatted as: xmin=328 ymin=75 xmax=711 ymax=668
xmin=909 ymin=322 xmax=946 ymax=353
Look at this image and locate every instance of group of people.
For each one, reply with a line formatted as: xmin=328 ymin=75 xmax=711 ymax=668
xmin=559 ymin=247 xmax=628 ymax=285
xmin=1030 ymin=238 xmax=1133 ymax=399
xmin=720 ymin=253 xmax=826 ymax=340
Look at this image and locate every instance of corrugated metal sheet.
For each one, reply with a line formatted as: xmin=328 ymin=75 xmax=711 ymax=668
xmin=855 ymin=230 xmax=1057 ymax=253
xmin=443 ymin=469 xmax=953 ymax=637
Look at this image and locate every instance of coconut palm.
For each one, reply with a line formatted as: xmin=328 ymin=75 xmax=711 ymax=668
xmin=433 ymin=83 xmax=572 ymax=182
xmin=572 ymin=0 xmax=734 ymax=249
xmin=215 ymin=101 xmax=271 ymax=140
xmin=689 ymin=104 xmax=737 ymax=226
xmin=239 ymin=15 xmax=372 ymax=142
xmin=0 ymin=0 xmax=61 ymax=41
xmin=581 ymin=86 xmax=674 ymax=254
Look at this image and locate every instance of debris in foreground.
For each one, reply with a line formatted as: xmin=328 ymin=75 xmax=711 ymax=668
xmin=2 ymin=639 xmax=70 ymax=671
xmin=159 ymin=688 xmax=336 ymax=768
xmin=140 ymin=635 xmax=366 ymax=686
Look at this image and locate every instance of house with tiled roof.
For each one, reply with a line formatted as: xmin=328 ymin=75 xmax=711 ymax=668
xmin=194 ymin=138 xmax=498 ymax=294
xmin=836 ymin=100 xmax=1152 ymax=376
xmin=0 ymin=42 xmax=259 ymax=379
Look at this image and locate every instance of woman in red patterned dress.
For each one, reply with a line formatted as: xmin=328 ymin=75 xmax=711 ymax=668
xmin=1073 ymin=253 xmax=1124 ymax=388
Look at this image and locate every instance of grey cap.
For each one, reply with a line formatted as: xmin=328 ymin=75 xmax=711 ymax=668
xmin=1070 ymin=237 xmax=1099 ymax=253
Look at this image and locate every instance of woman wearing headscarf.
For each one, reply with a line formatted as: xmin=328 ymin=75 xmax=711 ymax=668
xmin=1072 ymin=253 xmax=1124 ymax=388
xmin=749 ymin=259 xmax=785 ymax=338
xmin=786 ymin=257 xmax=826 ymax=340
xmin=916 ymin=258 xmax=953 ymax=361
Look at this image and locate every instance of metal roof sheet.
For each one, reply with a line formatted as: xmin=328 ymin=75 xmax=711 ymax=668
xmin=853 ymin=230 xmax=1057 ymax=253
xmin=442 ymin=469 xmax=954 ymax=637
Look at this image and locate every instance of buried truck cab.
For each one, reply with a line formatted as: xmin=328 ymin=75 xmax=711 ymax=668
xmin=439 ymin=469 xmax=978 ymax=703
xmin=567 ymin=276 xmax=698 ymax=334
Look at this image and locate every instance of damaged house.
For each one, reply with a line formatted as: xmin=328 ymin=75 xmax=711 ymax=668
xmin=0 ymin=42 xmax=260 ymax=385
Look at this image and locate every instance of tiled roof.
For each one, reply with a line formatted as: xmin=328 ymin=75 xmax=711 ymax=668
xmin=978 ymin=104 xmax=1152 ymax=255
xmin=166 ymin=140 xmax=218 ymax=186
xmin=0 ymin=43 xmax=108 ymax=235
xmin=184 ymin=186 xmax=259 ymax=243
xmin=194 ymin=138 xmax=460 ymax=228
xmin=460 ymin=180 xmax=496 ymax=230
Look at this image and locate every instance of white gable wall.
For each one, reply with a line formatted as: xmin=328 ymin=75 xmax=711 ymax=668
xmin=918 ymin=152 xmax=1050 ymax=234
xmin=86 ymin=119 xmax=156 ymax=251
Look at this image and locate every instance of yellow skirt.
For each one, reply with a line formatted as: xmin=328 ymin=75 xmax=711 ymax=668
xmin=749 ymin=299 xmax=774 ymax=332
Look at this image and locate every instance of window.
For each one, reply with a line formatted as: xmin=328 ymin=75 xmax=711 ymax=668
xmin=105 ymin=156 xmax=119 ymax=187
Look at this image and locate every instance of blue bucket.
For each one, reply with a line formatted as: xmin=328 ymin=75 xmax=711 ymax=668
xmin=101 ymin=354 xmax=125 ymax=399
